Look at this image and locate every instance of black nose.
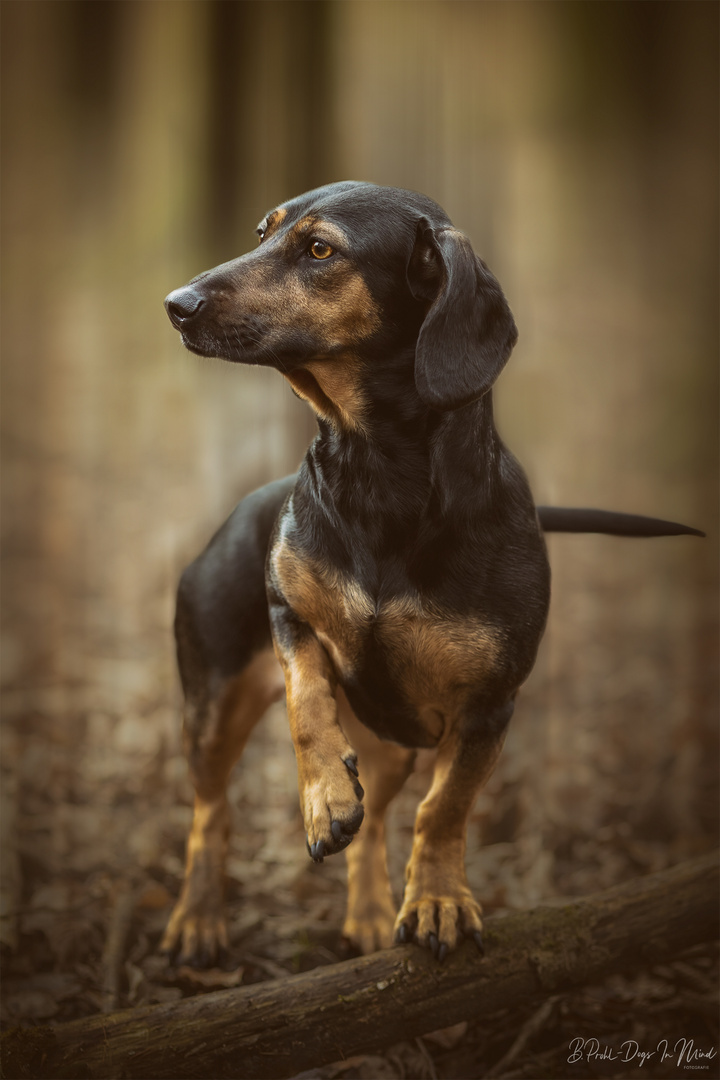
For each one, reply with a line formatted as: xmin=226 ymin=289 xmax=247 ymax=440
xmin=165 ymin=287 xmax=204 ymax=328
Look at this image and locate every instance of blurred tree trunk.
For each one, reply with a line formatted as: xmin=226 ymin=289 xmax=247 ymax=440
xmin=1 ymin=0 xmax=337 ymax=697
xmin=1 ymin=0 xmax=716 ymax=914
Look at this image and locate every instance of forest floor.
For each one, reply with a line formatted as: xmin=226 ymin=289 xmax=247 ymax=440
xmin=2 ymin=645 xmax=718 ymax=1080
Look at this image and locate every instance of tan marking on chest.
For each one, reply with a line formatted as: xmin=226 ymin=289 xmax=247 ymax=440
xmin=272 ymin=541 xmax=372 ymax=669
xmin=272 ymin=543 xmax=500 ymax=719
xmin=375 ymin=595 xmax=500 ymax=712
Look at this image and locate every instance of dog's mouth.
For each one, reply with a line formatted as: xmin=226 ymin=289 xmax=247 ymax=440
xmin=178 ymin=330 xmax=216 ymax=358
xmin=178 ymin=321 xmax=267 ymax=364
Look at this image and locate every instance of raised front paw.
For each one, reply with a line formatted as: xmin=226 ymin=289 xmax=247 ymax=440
xmin=302 ymin=754 xmax=365 ymax=862
xmin=394 ymin=876 xmax=485 ymax=962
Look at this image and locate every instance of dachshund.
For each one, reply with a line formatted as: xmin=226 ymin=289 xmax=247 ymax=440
xmin=162 ymin=181 xmax=702 ymax=965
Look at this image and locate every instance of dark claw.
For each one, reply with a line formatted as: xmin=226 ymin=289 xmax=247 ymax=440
xmin=343 ymin=758 xmax=364 ymax=800
xmin=396 ymin=923 xmax=410 ymax=944
xmin=473 ymin=930 xmax=485 ymax=956
xmin=428 ymin=932 xmax=439 ymax=957
xmin=438 ymin=943 xmax=448 ymax=963
xmin=310 ymin=839 xmax=325 ymax=863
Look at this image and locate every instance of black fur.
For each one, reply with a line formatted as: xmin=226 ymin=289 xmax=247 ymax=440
xmin=166 ymin=178 xmax=702 ymax=761
xmin=162 ymin=182 xmax=702 ymax=964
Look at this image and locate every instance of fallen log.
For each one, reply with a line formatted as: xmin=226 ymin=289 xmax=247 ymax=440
xmin=3 ymin=853 xmax=717 ymax=1080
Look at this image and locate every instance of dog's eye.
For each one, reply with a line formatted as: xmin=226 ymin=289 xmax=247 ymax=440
xmin=257 ymin=230 xmax=266 ymax=244
xmin=308 ymin=240 xmax=334 ymax=260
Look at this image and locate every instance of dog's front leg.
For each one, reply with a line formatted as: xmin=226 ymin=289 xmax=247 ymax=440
xmin=396 ymin=701 xmax=513 ymax=959
xmin=271 ymin=604 xmax=365 ymax=861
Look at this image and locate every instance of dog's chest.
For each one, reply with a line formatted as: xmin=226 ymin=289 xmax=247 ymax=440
xmin=270 ymin=538 xmax=500 ymax=735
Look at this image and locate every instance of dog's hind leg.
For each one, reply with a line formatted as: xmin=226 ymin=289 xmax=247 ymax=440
xmin=161 ymin=479 xmax=291 ymax=965
xmin=337 ymin=694 xmax=416 ymax=954
xmin=161 ymin=650 xmax=284 ymax=965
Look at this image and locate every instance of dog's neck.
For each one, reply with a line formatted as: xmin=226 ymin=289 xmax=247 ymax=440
xmin=297 ymin=353 xmax=505 ymax=547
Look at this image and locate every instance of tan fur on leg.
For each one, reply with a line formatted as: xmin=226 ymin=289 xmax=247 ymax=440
xmin=395 ymin=723 xmax=507 ymax=958
xmin=338 ymin=695 xmax=415 ymax=953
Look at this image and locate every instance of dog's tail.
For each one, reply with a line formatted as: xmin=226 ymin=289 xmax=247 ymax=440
xmin=537 ymin=507 xmax=705 ymax=538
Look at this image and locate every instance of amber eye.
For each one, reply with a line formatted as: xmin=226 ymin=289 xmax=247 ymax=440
xmin=309 ymin=240 xmax=333 ymax=260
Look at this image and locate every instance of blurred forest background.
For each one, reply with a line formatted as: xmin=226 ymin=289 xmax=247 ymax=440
xmin=1 ymin=1 xmax=718 ymax=1074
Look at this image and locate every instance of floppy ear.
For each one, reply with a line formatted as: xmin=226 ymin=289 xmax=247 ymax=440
xmin=408 ymin=220 xmax=518 ymax=410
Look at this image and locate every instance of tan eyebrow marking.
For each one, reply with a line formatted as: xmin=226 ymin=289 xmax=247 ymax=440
xmin=258 ymin=206 xmax=288 ymax=238
xmin=290 ymin=217 xmax=350 ymax=250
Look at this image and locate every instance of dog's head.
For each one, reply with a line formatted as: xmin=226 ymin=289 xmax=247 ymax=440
xmin=165 ymin=181 xmax=517 ymax=418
